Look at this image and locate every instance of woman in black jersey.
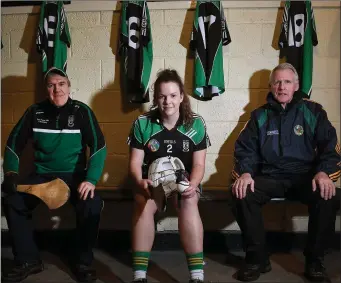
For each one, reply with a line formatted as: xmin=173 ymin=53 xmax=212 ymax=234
xmin=128 ymin=69 xmax=210 ymax=283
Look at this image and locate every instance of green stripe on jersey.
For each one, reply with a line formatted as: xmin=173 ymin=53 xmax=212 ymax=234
xmin=177 ymin=117 xmax=206 ymax=145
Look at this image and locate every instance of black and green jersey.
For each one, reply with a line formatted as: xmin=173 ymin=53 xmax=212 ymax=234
xmin=119 ymin=0 xmax=153 ymax=103
xmin=190 ymin=1 xmax=231 ymax=100
xmin=36 ymin=1 xmax=71 ymax=74
xmin=128 ymin=111 xmax=210 ymax=176
xmin=3 ymin=99 xmax=107 ymax=185
xmin=279 ymin=1 xmax=318 ymax=98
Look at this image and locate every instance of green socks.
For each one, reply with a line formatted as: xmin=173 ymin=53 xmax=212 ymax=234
xmin=186 ymin=252 xmax=204 ymax=281
xmin=133 ymin=251 xmax=150 ymax=280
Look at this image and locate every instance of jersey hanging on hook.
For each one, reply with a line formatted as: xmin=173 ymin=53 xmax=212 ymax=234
xmin=36 ymin=1 xmax=71 ymax=75
xmin=119 ymin=1 xmax=153 ymax=104
xmin=278 ymin=0 xmax=318 ymax=99
xmin=190 ymin=1 xmax=231 ymax=100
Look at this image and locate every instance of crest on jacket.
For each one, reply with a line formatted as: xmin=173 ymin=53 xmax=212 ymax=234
xmin=68 ymin=115 xmax=74 ymax=127
xmin=294 ymin=124 xmax=304 ymax=136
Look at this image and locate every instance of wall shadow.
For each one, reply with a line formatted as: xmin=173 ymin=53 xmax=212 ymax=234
xmin=1 ymin=8 xmax=45 ymax=183
xmin=90 ymin=2 xmax=149 ymax=201
xmin=107 ymin=1 xmax=150 ymax=111
xmin=20 ymin=10 xmax=45 ymax=102
xmin=200 ymin=70 xmax=269 ymax=224
xmin=178 ymin=1 xmax=196 ymax=97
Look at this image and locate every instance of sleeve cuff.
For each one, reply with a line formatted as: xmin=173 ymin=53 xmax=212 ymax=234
xmin=85 ymin=179 xmax=97 ymax=186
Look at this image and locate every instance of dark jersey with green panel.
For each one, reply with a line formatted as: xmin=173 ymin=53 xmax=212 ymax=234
xmin=3 ymin=98 xmax=107 ymax=185
xmin=36 ymin=1 xmax=71 ymax=73
xmin=128 ymin=111 xmax=210 ymax=177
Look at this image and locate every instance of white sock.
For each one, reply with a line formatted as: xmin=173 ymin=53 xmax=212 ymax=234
xmin=133 ymin=270 xmax=147 ymax=281
xmin=190 ymin=269 xmax=204 ymax=281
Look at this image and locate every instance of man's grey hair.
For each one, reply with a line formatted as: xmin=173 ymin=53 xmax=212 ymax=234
xmin=269 ymin=63 xmax=299 ymax=85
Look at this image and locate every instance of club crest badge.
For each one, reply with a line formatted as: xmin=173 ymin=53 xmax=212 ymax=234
xmin=183 ymin=140 xmax=189 ymax=152
xmin=148 ymin=139 xmax=160 ymax=152
xmin=68 ymin=115 xmax=75 ymax=127
xmin=294 ymin=125 xmax=304 ymax=136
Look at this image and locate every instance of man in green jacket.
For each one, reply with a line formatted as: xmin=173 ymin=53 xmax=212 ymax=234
xmin=2 ymin=68 xmax=107 ymax=283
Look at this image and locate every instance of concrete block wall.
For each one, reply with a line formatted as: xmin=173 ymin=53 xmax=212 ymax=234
xmin=1 ymin=1 xmax=340 ymax=232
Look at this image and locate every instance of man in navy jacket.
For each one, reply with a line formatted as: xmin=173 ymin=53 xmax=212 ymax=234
xmin=230 ymin=63 xmax=340 ymax=282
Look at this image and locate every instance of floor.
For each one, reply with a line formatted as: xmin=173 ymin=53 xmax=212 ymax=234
xmin=1 ymin=247 xmax=340 ymax=282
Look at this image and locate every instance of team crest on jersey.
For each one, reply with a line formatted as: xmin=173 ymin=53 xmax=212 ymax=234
xmin=68 ymin=115 xmax=75 ymax=127
xmin=148 ymin=139 xmax=160 ymax=152
xmin=183 ymin=140 xmax=189 ymax=152
xmin=294 ymin=125 xmax=304 ymax=136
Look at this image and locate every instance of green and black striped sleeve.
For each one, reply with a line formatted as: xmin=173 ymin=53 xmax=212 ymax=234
xmin=127 ymin=118 xmax=144 ymax=149
xmin=192 ymin=115 xmax=211 ymax=151
xmin=79 ymin=103 xmax=107 ymax=185
xmin=3 ymin=106 xmax=34 ymax=174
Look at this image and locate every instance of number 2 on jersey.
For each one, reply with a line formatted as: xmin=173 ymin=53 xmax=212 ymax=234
xmin=167 ymin=144 xmax=172 ymax=153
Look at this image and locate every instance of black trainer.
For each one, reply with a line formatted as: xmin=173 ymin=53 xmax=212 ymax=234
xmin=2 ymin=260 xmax=44 ymax=282
xmin=304 ymin=258 xmax=331 ymax=282
xmin=73 ymin=264 xmax=97 ymax=283
xmin=236 ymin=259 xmax=272 ymax=282
xmin=189 ymin=279 xmax=204 ymax=283
xmin=132 ymin=279 xmax=147 ymax=283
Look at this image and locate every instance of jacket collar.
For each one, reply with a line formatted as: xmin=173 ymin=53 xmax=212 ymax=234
xmin=44 ymin=97 xmax=73 ymax=114
xmin=266 ymin=91 xmax=303 ymax=113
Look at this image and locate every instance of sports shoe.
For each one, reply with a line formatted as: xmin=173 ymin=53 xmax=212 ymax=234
xmin=73 ymin=264 xmax=97 ymax=283
xmin=304 ymin=257 xmax=330 ymax=282
xmin=2 ymin=260 xmax=44 ymax=282
xmin=236 ymin=259 xmax=272 ymax=281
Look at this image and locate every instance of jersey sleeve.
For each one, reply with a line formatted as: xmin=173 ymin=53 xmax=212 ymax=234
xmin=59 ymin=2 xmax=71 ymax=47
xmin=193 ymin=116 xmax=210 ymax=151
xmin=79 ymin=104 xmax=107 ymax=185
xmin=3 ymin=106 xmax=34 ymax=174
xmin=141 ymin=1 xmax=151 ymax=47
xmin=220 ymin=2 xmax=231 ymax=46
xmin=127 ymin=119 xmax=144 ymax=150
